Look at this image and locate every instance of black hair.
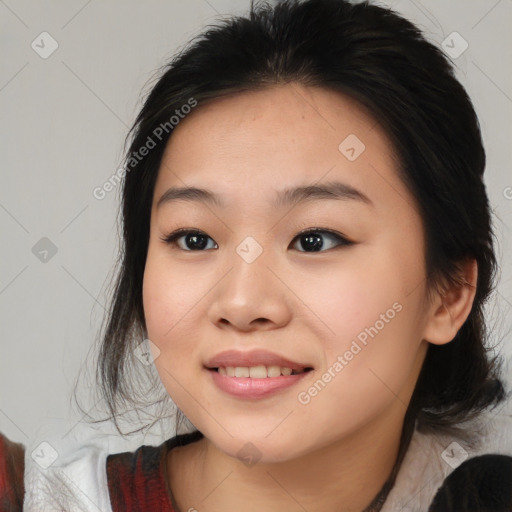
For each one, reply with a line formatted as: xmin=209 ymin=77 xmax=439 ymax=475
xmin=92 ymin=0 xmax=507 ymax=446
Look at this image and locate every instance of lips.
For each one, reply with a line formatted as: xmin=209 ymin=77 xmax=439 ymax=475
xmin=204 ymin=349 xmax=313 ymax=373
xmin=204 ymin=350 xmax=314 ymax=399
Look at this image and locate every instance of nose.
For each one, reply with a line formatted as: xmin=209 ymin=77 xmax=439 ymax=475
xmin=207 ymin=244 xmax=292 ymax=332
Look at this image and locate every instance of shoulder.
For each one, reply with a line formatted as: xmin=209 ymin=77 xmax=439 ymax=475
xmin=23 ymin=437 xmax=113 ymax=512
xmin=381 ymin=407 xmax=512 ymax=512
xmin=22 ymin=425 xmax=203 ymax=512
xmin=429 ymin=453 xmax=512 ymax=511
xmin=106 ymin=430 xmax=203 ymax=512
xmin=0 ymin=432 xmax=25 ymax=512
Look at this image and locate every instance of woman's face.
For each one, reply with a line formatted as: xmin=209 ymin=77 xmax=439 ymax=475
xmin=143 ymin=84 xmax=432 ymax=462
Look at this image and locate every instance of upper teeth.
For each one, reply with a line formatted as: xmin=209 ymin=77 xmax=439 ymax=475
xmin=217 ymin=365 xmax=301 ymax=378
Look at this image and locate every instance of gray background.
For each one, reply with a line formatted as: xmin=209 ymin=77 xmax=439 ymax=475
xmin=1 ymin=0 xmax=511 ymax=452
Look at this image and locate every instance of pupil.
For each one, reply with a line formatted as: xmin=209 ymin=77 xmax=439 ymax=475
xmin=187 ymin=233 xmax=207 ymax=250
xmin=302 ymin=233 xmax=323 ymax=251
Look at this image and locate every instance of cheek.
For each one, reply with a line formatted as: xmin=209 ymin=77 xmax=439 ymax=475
xmin=142 ymin=253 xmax=203 ymax=358
xmin=303 ymin=250 xmax=420 ymax=348
xmin=142 ymin=257 xmax=206 ymax=410
xmin=304 ymin=245 xmax=427 ymax=395
xmin=294 ymin=304 xmax=425 ymax=447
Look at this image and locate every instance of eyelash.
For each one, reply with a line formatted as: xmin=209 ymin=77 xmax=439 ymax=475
xmin=159 ymin=227 xmax=354 ymax=252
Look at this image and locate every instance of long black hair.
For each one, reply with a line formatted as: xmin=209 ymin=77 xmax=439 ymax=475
xmin=92 ymin=0 xmax=506 ymax=441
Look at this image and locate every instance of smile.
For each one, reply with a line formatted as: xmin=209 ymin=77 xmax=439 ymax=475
xmin=207 ymin=366 xmax=313 ymax=399
xmin=215 ymin=365 xmax=311 ymax=377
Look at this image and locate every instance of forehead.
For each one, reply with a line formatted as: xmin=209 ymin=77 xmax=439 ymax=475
xmin=153 ymin=84 xmax=413 ymax=215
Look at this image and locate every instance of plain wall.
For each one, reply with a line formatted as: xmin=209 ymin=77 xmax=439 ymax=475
xmin=1 ymin=0 xmax=511 ymax=453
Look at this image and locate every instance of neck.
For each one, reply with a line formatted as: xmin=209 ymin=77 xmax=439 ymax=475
xmin=168 ymin=400 xmax=415 ymax=512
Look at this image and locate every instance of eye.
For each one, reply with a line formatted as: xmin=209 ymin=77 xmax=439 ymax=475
xmin=160 ymin=229 xmax=218 ymax=251
xmin=290 ymin=228 xmax=353 ymax=253
xmin=160 ymin=227 xmax=353 ymax=253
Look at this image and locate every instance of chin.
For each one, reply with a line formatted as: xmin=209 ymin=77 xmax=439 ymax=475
xmin=208 ymin=427 xmax=304 ymax=465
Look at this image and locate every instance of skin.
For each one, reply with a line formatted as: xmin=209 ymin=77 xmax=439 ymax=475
xmin=142 ymin=83 xmax=477 ymax=512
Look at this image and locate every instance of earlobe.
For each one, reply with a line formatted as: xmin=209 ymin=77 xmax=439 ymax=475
xmin=423 ymin=259 xmax=478 ymax=346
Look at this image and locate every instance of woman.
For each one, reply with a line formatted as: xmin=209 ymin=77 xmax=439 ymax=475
xmin=23 ymin=0 xmax=512 ymax=510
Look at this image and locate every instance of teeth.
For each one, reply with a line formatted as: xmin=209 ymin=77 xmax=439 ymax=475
xmin=267 ymin=365 xmax=281 ymax=377
xmin=235 ymin=367 xmax=249 ymax=378
xmin=216 ymin=365 xmax=303 ymax=378
xmin=249 ymin=365 xmax=267 ymax=378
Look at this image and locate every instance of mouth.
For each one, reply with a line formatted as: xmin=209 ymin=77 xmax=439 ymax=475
xmin=204 ymin=349 xmax=314 ymax=398
xmin=207 ymin=365 xmax=314 ymax=378
xmin=204 ymin=348 xmax=314 ymax=378
xmin=205 ymin=362 xmax=314 ymax=399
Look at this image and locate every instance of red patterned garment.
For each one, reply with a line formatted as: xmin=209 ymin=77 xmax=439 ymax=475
xmin=0 ymin=433 xmax=25 ymax=512
xmin=106 ymin=430 xmax=204 ymax=512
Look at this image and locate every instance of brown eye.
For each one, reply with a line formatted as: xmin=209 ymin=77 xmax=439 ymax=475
xmin=161 ymin=227 xmax=352 ymax=253
xmin=290 ymin=229 xmax=352 ymax=253
xmin=161 ymin=230 xmax=218 ymax=251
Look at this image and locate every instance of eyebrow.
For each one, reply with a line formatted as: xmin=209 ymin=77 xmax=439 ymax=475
xmin=156 ymin=180 xmax=373 ymax=210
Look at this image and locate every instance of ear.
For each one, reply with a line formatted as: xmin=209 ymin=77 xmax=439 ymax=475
xmin=423 ymin=259 xmax=478 ymax=345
